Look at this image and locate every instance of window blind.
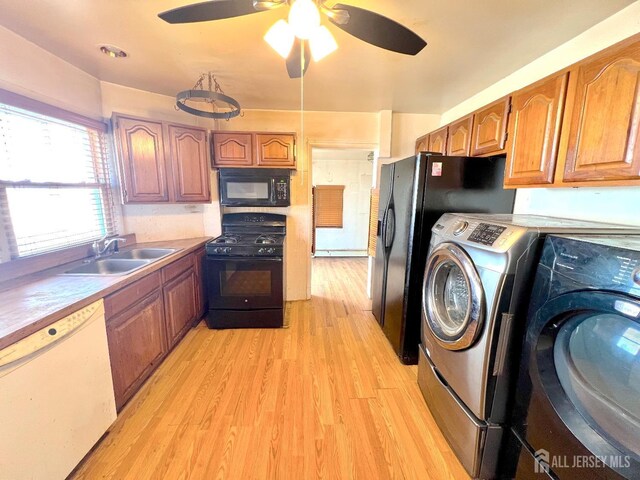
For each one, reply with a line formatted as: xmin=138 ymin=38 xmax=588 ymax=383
xmin=314 ymin=185 xmax=345 ymax=228
xmin=0 ymin=102 xmax=115 ymax=258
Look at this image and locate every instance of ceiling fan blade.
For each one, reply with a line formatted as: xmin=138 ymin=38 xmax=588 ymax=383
xmin=328 ymin=4 xmax=426 ymax=55
xmin=286 ymin=39 xmax=311 ymax=79
xmin=159 ymin=0 xmax=262 ymax=24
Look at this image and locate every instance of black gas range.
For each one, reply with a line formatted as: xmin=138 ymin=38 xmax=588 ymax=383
xmin=204 ymin=213 xmax=286 ymax=329
xmin=206 ymin=234 xmax=284 ymax=257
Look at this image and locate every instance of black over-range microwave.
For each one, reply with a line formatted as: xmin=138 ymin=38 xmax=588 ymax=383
xmin=219 ymin=168 xmax=291 ymax=207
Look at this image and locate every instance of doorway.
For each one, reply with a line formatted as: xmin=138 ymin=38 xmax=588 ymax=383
xmin=311 ymin=148 xmax=375 ymax=257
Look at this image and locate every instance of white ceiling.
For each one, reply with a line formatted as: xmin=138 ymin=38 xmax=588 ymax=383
xmin=0 ymin=0 xmax=635 ymax=113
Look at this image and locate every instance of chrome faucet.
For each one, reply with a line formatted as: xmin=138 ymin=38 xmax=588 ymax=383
xmin=92 ymin=234 xmax=126 ymax=258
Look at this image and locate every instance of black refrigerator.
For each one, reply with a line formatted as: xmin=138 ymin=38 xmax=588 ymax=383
xmin=372 ymin=153 xmax=516 ymax=364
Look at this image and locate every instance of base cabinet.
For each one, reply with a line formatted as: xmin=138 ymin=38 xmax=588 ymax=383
xmin=106 ymin=290 xmax=167 ymax=411
xmin=105 ymin=249 xmax=205 ymax=411
xmin=164 ymin=268 xmax=197 ymax=348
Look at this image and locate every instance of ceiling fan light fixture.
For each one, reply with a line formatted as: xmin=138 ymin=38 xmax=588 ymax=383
xmin=288 ymin=0 xmax=321 ymax=40
xmin=309 ymin=25 xmax=337 ymax=61
xmin=264 ymin=19 xmax=295 ymax=58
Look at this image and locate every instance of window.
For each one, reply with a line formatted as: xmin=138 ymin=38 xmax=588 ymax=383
xmin=313 ymin=185 xmax=345 ymax=228
xmin=0 ymin=92 xmax=115 ymax=259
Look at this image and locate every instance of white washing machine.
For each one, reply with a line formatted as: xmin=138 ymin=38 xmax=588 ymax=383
xmin=417 ymin=213 xmax=639 ymax=479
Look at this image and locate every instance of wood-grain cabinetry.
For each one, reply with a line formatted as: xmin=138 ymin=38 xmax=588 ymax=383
xmin=561 ymin=38 xmax=640 ymax=182
xmin=447 ymin=115 xmax=474 ymax=156
xmin=114 ymin=114 xmax=211 ymax=203
xmin=105 ymin=249 xmax=205 ymax=410
xmin=105 ymin=272 xmax=166 ymax=411
xmin=504 ymin=72 xmax=568 ymax=186
xmin=211 ymin=132 xmax=253 ymax=167
xmin=470 ymin=97 xmax=511 ymax=156
xmin=194 ymin=249 xmax=207 ymax=318
xmin=211 ymin=131 xmax=296 ymax=168
xmin=428 ymin=127 xmax=448 ymax=154
xmin=167 ymin=125 xmax=211 ymax=202
xmin=162 ymin=256 xmax=198 ymax=348
xmin=115 ymin=117 xmax=169 ymax=203
xmin=415 ymin=134 xmax=429 ymax=154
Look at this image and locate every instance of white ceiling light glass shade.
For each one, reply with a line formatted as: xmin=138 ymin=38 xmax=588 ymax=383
xmin=288 ymin=0 xmax=321 ymax=40
xmin=309 ymin=25 xmax=338 ymax=61
xmin=264 ymin=19 xmax=295 ymax=58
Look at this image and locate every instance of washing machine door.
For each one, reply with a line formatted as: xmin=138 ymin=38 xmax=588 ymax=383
xmin=529 ymin=291 xmax=640 ymax=478
xmin=422 ymin=242 xmax=485 ymax=351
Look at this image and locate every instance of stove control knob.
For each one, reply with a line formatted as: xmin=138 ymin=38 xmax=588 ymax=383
xmin=453 ymin=221 xmax=469 ymax=236
xmin=267 ymin=248 xmax=275 ymax=254
xmin=223 ymin=247 xmax=231 ymax=254
xmin=258 ymin=248 xmax=266 ymax=254
xmin=214 ymin=247 xmax=222 ymax=254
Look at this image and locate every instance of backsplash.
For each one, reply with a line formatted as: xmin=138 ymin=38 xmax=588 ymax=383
xmin=514 ymin=187 xmax=640 ymax=226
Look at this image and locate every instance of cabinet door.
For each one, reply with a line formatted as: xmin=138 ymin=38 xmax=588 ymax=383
xmin=428 ymin=126 xmax=448 ymax=154
xmin=447 ymin=115 xmax=473 ymax=156
xmin=167 ymin=125 xmax=211 ymax=202
xmin=163 ymin=267 xmax=197 ymax=348
xmin=471 ymin=97 xmax=511 ymax=156
xmin=256 ymin=133 xmax=296 ymax=168
xmin=115 ymin=116 xmax=169 ymax=203
xmin=563 ymin=39 xmax=640 ymax=182
xmin=194 ymin=249 xmax=207 ymax=319
xmin=504 ymin=72 xmax=569 ymax=186
xmin=212 ymin=132 xmax=254 ymax=167
xmin=415 ymin=134 xmax=429 ymax=154
xmin=106 ymin=290 xmax=167 ymax=410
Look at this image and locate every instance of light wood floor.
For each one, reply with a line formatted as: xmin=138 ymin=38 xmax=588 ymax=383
xmin=72 ymin=257 xmax=469 ymax=480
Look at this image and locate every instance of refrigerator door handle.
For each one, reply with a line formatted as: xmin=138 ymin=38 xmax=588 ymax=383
xmin=385 ymin=207 xmax=395 ymax=249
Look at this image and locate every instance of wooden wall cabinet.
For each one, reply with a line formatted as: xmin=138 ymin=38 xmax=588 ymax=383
xmin=415 ymin=134 xmax=429 ymax=155
xmin=504 ymin=72 xmax=568 ymax=186
xmin=470 ymin=96 xmax=511 ymax=156
xmin=105 ymin=249 xmax=205 ymax=410
xmin=561 ymin=38 xmax=640 ymax=182
xmin=428 ymin=126 xmax=448 ymax=154
xmin=211 ymin=132 xmax=253 ymax=167
xmin=167 ymin=125 xmax=211 ymax=202
xmin=115 ymin=117 xmax=169 ymax=203
xmin=211 ymin=131 xmax=296 ymax=169
xmin=113 ymin=114 xmax=211 ymax=204
xmin=447 ymin=115 xmax=473 ymax=156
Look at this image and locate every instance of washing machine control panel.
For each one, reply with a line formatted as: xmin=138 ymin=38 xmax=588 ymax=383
xmin=468 ymin=223 xmax=507 ymax=246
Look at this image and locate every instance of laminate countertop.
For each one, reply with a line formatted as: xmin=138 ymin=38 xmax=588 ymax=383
xmin=0 ymin=237 xmax=210 ymax=351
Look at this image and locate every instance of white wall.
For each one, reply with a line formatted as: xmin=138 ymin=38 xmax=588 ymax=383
xmin=313 ymin=149 xmax=373 ymax=255
xmin=439 ymin=2 xmax=640 ymax=225
xmin=0 ymin=25 xmax=102 ymax=119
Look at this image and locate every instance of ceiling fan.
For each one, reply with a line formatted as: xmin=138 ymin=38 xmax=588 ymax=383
xmin=159 ymin=0 xmax=427 ymax=78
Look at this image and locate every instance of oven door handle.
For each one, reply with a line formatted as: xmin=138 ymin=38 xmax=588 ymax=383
xmin=209 ymin=256 xmax=283 ymax=262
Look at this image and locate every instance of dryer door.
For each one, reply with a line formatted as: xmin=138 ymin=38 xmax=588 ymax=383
xmin=422 ymin=242 xmax=485 ymax=351
xmin=524 ymin=291 xmax=640 ymax=478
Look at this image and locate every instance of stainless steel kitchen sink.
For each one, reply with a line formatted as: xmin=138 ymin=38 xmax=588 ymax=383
xmin=110 ymin=248 xmax=177 ymax=260
xmin=63 ymin=259 xmax=150 ymax=276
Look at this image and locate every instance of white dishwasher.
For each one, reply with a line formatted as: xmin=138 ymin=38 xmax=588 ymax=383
xmin=0 ymin=299 xmax=117 ymax=480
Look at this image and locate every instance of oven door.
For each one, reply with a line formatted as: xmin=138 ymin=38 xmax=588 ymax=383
xmin=219 ymin=175 xmax=275 ymax=207
xmin=206 ymin=256 xmax=283 ymax=310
